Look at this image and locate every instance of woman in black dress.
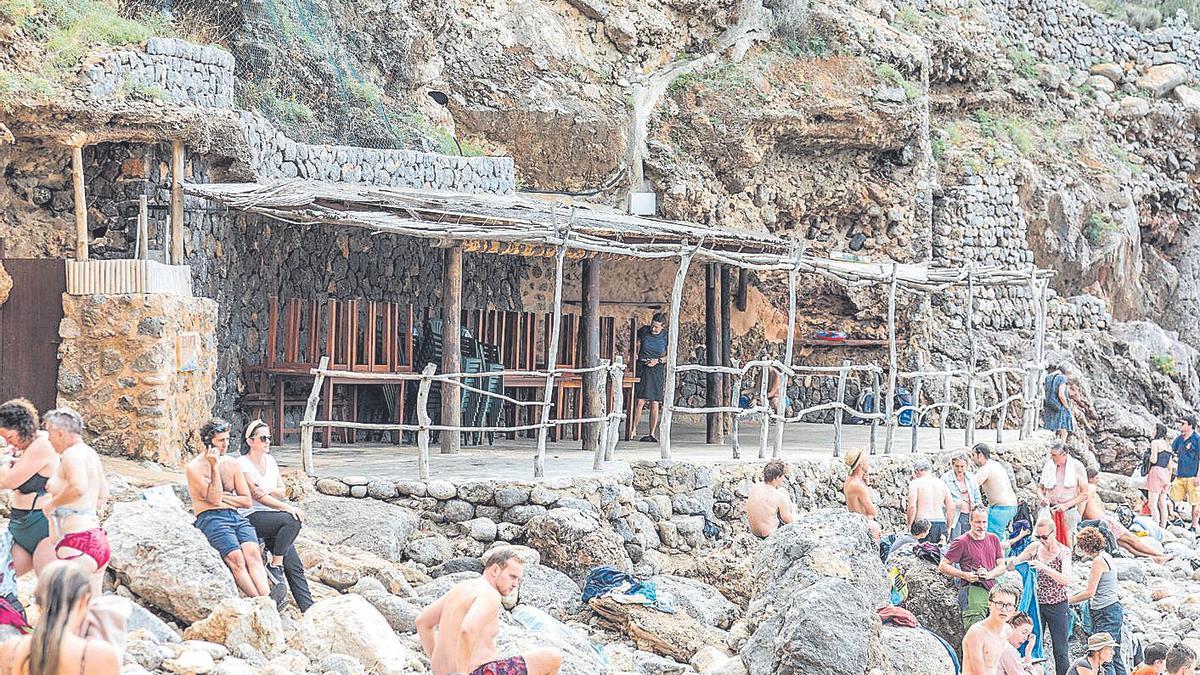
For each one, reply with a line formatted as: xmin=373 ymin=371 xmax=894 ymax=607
xmin=630 ymin=313 xmax=667 ymax=442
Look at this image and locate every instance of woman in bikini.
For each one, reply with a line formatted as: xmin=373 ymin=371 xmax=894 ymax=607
xmin=0 ymin=560 xmax=119 ymax=674
xmin=0 ymin=399 xmax=60 ymax=578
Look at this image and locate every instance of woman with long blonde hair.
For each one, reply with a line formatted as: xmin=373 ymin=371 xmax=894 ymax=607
xmin=0 ymin=561 xmax=119 ymax=674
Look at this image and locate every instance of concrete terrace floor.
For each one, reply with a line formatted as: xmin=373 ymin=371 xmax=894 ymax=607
xmin=272 ymin=420 xmax=1026 ymax=482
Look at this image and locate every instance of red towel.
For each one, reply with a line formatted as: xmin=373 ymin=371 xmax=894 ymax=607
xmin=1053 ymin=509 xmax=1069 ymax=547
xmin=877 ymin=605 xmax=919 ymax=628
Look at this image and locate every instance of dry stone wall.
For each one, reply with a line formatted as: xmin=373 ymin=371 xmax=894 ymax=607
xmin=84 ymin=38 xmax=235 ymax=108
xmin=56 ymin=293 xmax=218 ymax=466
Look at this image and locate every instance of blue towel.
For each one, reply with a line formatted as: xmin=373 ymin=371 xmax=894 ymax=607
xmin=1016 ymin=561 xmax=1045 ymax=659
xmin=582 ymin=566 xmax=675 ymax=613
xmin=924 ymin=627 xmax=961 ymax=674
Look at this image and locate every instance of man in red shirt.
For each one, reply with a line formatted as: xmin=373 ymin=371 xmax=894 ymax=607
xmin=938 ymin=506 xmax=1008 ymax=629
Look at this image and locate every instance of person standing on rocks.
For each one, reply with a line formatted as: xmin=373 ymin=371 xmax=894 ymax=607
xmin=0 ymin=399 xmax=59 ymax=578
xmin=1042 ymin=363 xmax=1074 ymax=441
xmin=186 ymin=418 xmax=283 ymax=606
xmin=1004 ymin=514 xmax=1073 ymax=675
xmin=1164 ymin=644 xmax=1197 ymax=675
xmin=630 ymin=312 xmax=667 ymax=443
xmin=746 ymin=459 xmax=795 ymax=537
xmin=416 ymin=546 xmax=562 ymax=675
xmin=1037 ymin=442 xmax=1088 ymax=547
xmin=1145 ymin=423 xmax=1173 ymax=529
xmin=961 ymin=581 xmax=1021 ymax=675
xmin=1080 ymin=467 xmax=1171 ymax=564
xmin=1066 ymin=632 xmax=1118 ymax=675
xmin=939 ymin=506 xmax=1007 ymax=630
xmin=906 ymin=457 xmax=955 ymax=544
xmin=0 ymin=561 xmax=120 ymax=675
xmin=237 ymin=419 xmax=313 ymax=612
xmin=843 ymin=448 xmax=880 ymax=540
xmin=1069 ymin=527 xmax=1127 ymax=675
xmin=1168 ymin=416 xmax=1200 ymax=532
xmin=40 ymin=408 xmax=110 ymax=598
xmin=972 ymin=443 xmax=1019 ymax=539
xmin=943 ymin=452 xmax=982 ymax=540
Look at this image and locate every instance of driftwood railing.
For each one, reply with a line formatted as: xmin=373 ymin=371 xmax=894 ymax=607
xmin=298 ymin=356 xmax=627 ymax=478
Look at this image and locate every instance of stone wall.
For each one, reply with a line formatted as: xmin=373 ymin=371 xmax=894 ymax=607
xmin=238 ymin=112 xmax=516 ymax=192
xmin=84 ymin=38 xmax=235 ymax=108
xmin=56 ymin=293 xmax=218 ymax=466
xmin=312 ymin=433 xmax=1056 ymax=562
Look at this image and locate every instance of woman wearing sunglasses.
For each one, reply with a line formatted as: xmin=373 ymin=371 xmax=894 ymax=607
xmin=237 ymin=420 xmax=312 ymax=612
xmin=1004 ymin=514 xmax=1072 ymax=675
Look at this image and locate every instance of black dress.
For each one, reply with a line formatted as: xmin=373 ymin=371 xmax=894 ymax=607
xmin=635 ymin=326 xmax=667 ymax=402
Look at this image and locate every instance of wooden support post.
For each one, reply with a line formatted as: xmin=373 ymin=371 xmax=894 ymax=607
xmin=416 ymin=364 xmax=435 ymax=480
xmin=136 ymin=195 xmax=149 ymax=260
xmin=1032 ymin=277 xmax=1050 ymax=435
xmin=965 ymin=269 xmax=977 ymax=448
xmin=720 ymin=265 xmax=733 ymax=437
xmin=730 ymin=358 xmax=743 ymax=459
xmin=171 ymin=140 xmax=185 ymax=263
xmin=884 ymin=264 xmax=900 ymax=455
xmin=582 ymin=258 xmax=602 ymax=453
xmin=735 ymin=268 xmax=748 ymax=311
xmin=869 ymin=370 xmax=881 ymax=454
xmin=441 ymin=245 xmax=463 ymax=454
xmin=535 ymin=236 xmax=569 ymax=477
xmin=71 ymin=145 xmax=88 ymax=261
xmin=911 ymin=361 xmax=925 ymax=454
xmin=834 ymin=359 xmax=849 ymax=457
xmin=1020 ymin=270 xmax=1038 ymax=438
xmin=995 ymin=372 xmax=1007 ymax=444
xmin=757 ymin=364 xmax=770 ymax=459
xmin=940 ymin=372 xmax=951 ymax=450
xmin=773 ymin=249 xmax=801 ymax=457
xmin=593 ymin=359 xmax=610 ymax=471
xmin=299 ymin=356 xmax=329 ymax=475
xmin=605 ymin=357 xmax=624 ymax=462
xmin=658 ymin=246 xmax=694 ymax=460
xmin=705 ymin=263 xmax=722 ymax=444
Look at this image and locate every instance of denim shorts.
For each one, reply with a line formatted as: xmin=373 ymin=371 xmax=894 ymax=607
xmin=195 ymin=508 xmax=259 ymax=558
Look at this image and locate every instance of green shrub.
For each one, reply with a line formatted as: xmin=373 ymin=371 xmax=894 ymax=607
xmin=1083 ymin=212 xmax=1120 ymax=245
xmin=875 ymin=63 xmax=921 ymax=99
xmin=1152 ymin=353 xmax=1177 ymax=376
xmin=347 ymin=79 xmax=382 ymax=107
xmin=1007 ymin=46 xmax=1038 ymax=80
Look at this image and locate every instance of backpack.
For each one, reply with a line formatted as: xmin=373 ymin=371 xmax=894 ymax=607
xmin=1140 ymin=448 xmax=1152 ymax=477
xmin=895 ymin=387 xmax=914 ymax=427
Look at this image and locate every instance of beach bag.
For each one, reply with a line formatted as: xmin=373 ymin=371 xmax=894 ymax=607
xmin=895 ymin=387 xmax=914 ymax=426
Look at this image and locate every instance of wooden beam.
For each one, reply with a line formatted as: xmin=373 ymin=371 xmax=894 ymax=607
xmin=719 ymin=264 xmax=733 ymax=437
xmin=659 ymin=247 xmax=695 ymax=459
xmin=440 ymin=245 xmax=463 ymax=454
xmin=582 ymin=258 xmax=602 ymax=452
xmin=773 ymin=248 xmax=801 ymax=457
xmin=299 ymin=356 xmax=329 ymax=475
xmin=735 ymin=268 xmax=748 ymax=311
xmin=171 ymin=140 xmax=185 ymax=263
xmin=71 ymin=145 xmax=87 ymax=261
xmin=535 ymin=238 xmax=568 ymax=477
xmin=884 ymin=263 xmax=899 ymax=454
xmin=705 ymin=263 xmax=721 ymax=445
xmin=965 ymin=268 xmax=977 ymax=448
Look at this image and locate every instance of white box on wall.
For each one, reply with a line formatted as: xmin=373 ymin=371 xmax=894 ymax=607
xmin=629 ymin=191 xmax=657 ymax=216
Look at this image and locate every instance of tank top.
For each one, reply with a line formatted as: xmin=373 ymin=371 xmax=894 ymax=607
xmin=1151 ymin=439 xmax=1173 ymax=469
xmin=1091 ymin=553 xmax=1119 ymax=609
xmin=236 ymin=454 xmax=282 ymax=517
xmin=1035 ymin=546 xmax=1068 ymax=605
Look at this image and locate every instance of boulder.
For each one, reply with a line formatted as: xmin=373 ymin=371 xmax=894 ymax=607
xmin=182 ymin=597 xmax=283 ymax=657
xmin=670 ymin=532 xmax=760 ymax=607
xmin=1137 ymin=63 xmax=1188 ymax=97
xmin=589 ymin=595 xmax=731 ymax=663
xmin=1115 ymin=96 xmax=1151 ymax=119
xmin=498 ymin=608 xmax=606 ymax=675
xmin=127 ymin=603 xmax=181 ymax=643
xmin=888 ymin=549 xmax=963 ymax=648
xmin=651 ymin=575 xmax=740 ymax=629
xmin=524 ymin=508 xmax=632 ymax=583
xmin=873 ymin=625 xmax=955 ymax=674
xmin=302 ymin=496 xmax=419 ymax=562
xmin=161 ymin=647 xmax=215 ymax=675
xmin=406 ymin=534 xmax=453 ymax=567
xmin=414 ymin=571 xmax=480 ymax=604
xmin=289 ymin=595 xmax=424 ymax=674
xmin=1175 ymin=84 xmax=1200 ymax=114
xmin=350 ymin=579 xmax=421 ymax=633
xmin=515 ymin=564 xmax=582 ymax=619
xmin=105 ymin=502 xmax=238 ymax=624
xmin=1089 ymin=62 xmax=1124 ymax=83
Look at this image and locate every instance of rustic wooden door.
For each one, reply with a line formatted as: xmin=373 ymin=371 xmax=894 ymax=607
xmin=0 ymin=258 xmax=66 ymax=413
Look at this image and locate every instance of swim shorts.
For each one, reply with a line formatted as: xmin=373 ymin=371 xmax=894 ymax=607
xmin=56 ymin=527 xmax=111 ymax=568
xmin=195 ymin=508 xmax=259 ymax=558
xmin=470 ymin=656 xmax=528 ymax=675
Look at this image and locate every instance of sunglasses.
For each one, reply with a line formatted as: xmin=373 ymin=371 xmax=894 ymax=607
xmin=1036 ymin=533 xmax=1052 ymax=540
xmin=254 ymin=435 xmax=272 ymax=442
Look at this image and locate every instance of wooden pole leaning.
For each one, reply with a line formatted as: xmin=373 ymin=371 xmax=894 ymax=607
xmin=535 ymin=225 xmax=569 ymax=477
xmin=605 ymin=357 xmax=624 ymax=462
xmin=772 ymin=246 xmax=801 ymax=458
xmin=884 ymin=263 xmax=900 ymax=455
xmin=299 ymin=355 xmax=330 ymax=475
xmin=416 ymin=363 xmax=436 ymax=480
xmin=71 ymin=144 xmax=88 ymax=261
xmin=834 ymin=359 xmax=850 ymax=457
xmin=965 ymin=268 xmax=977 ymax=448
xmin=659 ymin=244 xmax=696 ymax=460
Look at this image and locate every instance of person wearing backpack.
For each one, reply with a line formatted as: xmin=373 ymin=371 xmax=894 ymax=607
xmin=1145 ymin=423 xmax=1173 ymax=529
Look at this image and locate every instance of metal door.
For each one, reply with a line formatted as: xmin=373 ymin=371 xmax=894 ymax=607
xmin=0 ymin=258 xmax=66 ymax=412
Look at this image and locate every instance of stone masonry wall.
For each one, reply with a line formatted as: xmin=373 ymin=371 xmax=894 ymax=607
xmin=84 ymin=38 xmax=235 ymax=108
xmin=311 ymin=434 xmax=1056 ymax=564
xmin=56 ymin=293 xmax=218 ymax=466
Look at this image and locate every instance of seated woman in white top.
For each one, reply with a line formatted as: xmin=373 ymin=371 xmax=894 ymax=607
xmin=237 ymin=420 xmax=312 ymax=612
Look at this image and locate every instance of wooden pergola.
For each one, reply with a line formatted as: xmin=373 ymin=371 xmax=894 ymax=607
xmin=188 ymin=179 xmax=1056 ymax=477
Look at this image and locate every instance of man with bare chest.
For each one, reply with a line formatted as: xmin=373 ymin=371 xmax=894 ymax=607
xmin=747 ymin=460 xmax=795 ymax=537
xmin=185 ymin=418 xmax=282 ymax=604
xmin=417 ymin=547 xmax=561 ymax=675
xmin=962 ymin=582 xmax=1019 ymax=675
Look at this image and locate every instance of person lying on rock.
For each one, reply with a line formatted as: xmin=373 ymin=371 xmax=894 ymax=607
xmin=938 ymin=506 xmax=1008 ymax=630
xmin=416 ymin=546 xmax=562 ymax=675
xmin=0 ymin=399 xmax=60 ymax=580
xmin=0 ymin=561 xmax=120 ymax=675
xmin=237 ymin=419 xmax=313 ymax=612
xmin=961 ymin=581 xmax=1021 ymax=675
xmin=843 ymin=448 xmax=881 ymax=541
xmin=1080 ymin=466 xmax=1172 ymax=564
xmin=746 ymin=459 xmax=795 ymax=537
xmin=187 ymin=418 xmax=285 ymax=607
xmin=40 ymin=408 xmax=110 ymax=598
